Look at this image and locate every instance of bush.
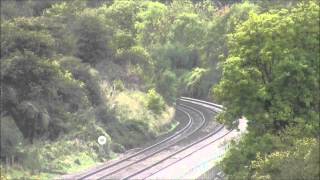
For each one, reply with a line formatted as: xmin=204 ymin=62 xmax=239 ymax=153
xmin=152 ymin=42 xmax=199 ymax=71
xmin=109 ymin=91 xmax=174 ymax=148
xmin=252 ymin=138 xmax=320 ymax=180
xmin=110 ymin=143 xmax=125 ymax=153
xmin=0 ymin=116 xmax=23 ymax=160
xmin=147 ymin=88 xmax=165 ymax=114
xmin=180 ymin=67 xmax=209 ymax=98
xmin=21 ymin=149 xmax=42 ymax=174
xmin=113 ymin=79 xmax=125 ymax=92
xmin=156 ymin=70 xmax=177 ymax=102
xmin=59 ymin=56 xmax=104 ymax=106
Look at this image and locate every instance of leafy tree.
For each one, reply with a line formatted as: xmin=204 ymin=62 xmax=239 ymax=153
xmin=116 ymin=46 xmax=153 ymax=67
xmin=153 ymin=42 xmax=199 ymax=70
xmin=44 ymin=1 xmax=85 ymax=22
xmin=252 ymin=138 xmax=319 ymax=180
xmin=215 ymin=1 xmax=319 ymax=179
xmin=42 ymin=1 xmax=86 ymax=54
xmin=113 ymin=31 xmax=136 ymax=51
xmin=169 ymin=13 xmax=205 ymax=47
xmin=135 ymin=1 xmax=168 ymax=47
xmin=213 ymin=1 xmax=319 ymax=134
xmin=193 ymin=0 xmax=217 ymax=20
xmin=30 ymin=0 xmax=63 ymax=16
xmin=59 ymin=56 xmax=104 ymax=106
xmin=0 ymin=0 xmax=33 ymax=20
xmin=0 ymin=0 xmax=64 ymax=19
xmin=204 ymin=2 xmax=260 ymax=66
xmin=74 ymin=9 xmax=113 ymax=64
xmin=97 ymin=0 xmax=140 ymax=53
xmin=1 ymin=17 xmax=55 ymax=58
xmin=249 ymin=0 xmax=304 ymax=10
xmin=100 ymin=0 xmax=140 ymax=33
xmin=221 ymin=132 xmax=283 ymax=179
xmin=167 ymin=0 xmax=195 ymax=17
xmin=181 ymin=68 xmax=209 ymax=98
xmin=1 ymin=52 xmax=89 ymax=142
xmin=115 ymin=46 xmax=155 ymax=87
xmin=3 ymin=0 xmax=319 ymax=178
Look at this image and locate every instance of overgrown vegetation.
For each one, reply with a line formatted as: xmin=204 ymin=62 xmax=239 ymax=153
xmin=0 ymin=0 xmax=319 ymax=179
xmin=213 ymin=1 xmax=319 ymax=179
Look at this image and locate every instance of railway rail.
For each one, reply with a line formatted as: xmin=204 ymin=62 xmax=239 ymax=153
xmin=122 ymin=98 xmax=229 ymax=179
xmin=74 ymin=106 xmax=195 ymax=179
xmin=63 ymin=97 xmax=228 ymax=180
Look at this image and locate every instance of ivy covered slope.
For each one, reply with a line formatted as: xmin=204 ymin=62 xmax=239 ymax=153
xmin=213 ymin=1 xmax=319 ymax=179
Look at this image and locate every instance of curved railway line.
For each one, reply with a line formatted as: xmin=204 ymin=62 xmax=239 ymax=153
xmin=74 ymin=107 xmax=195 ymax=179
xmin=64 ymin=97 xmax=230 ymax=180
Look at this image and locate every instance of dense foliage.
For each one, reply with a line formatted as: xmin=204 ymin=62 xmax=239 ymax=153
xmin=213 ymin=1 xmax=319 ymax=179
xmin=1 ymin=0 xmax=319 ymax=179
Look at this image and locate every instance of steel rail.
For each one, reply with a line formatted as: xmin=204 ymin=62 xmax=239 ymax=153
xmin=142 ymin=128 xmax=233 ymax=179
xmin=178 ymin=99 xmax=220 ymax=114
xmin=76 ymin=107 xmax=193 ymax=180
xmin=96 ymin=103 xmax=208 ymax=180
xmin=180 ymin=96 xmax=224 ymax=109
xmin=121 ymin=99 xmax=226 ymax=180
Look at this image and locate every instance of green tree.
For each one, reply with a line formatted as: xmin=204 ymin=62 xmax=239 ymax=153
xmin=214 ymin=1 xmax=319 ymax=179
xmin=213 ymin=1 xmax=319 ymax=134
xmin=0 ymin=0 xmax=33 ymax=20
xmin=59 ymin=56 xmax=104 ymax=106
xmin=169 ymin=13 xmax=205 ymax=47
xmin=100 ymin=0 xmax=140 ymax=33
xmin=116 ymin=46 xmax=153 ymax=67
xmin=204 ymin=2 xmax=260 ymax=66
xmin=153 ymin=42 xmax=199 ymax=70
xmin=74 ymin=9 xmax=113 ymax=64
xmin=252 ymin=138 xmax=319 ymax=180
xmin=98 ymin=0 xmax=140 ymax=52
xmin=1 ymin=17 xmax=55 ymax=58
xmin=135 ymin=1 xmax=168 ymax=47
xmin=249 ymin=0 xmax=304 ymax=10
xmin=42 ymin=1 xmax=86 ymax=55
xmin=181 ymin=68 xmax=209 ymax=98
xmin=1 ymin=52 xmax=89 ymax=142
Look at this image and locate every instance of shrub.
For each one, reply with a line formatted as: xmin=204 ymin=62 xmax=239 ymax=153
xmin=156 ymin=70 xmax=177 ymax=102
xmin=0 ymin=116 xmax=23 ymax=160
xmin=113 ymin=79 xmax=125 ymax=92
xmin=147 ymin=88 xmax=165 ymax=114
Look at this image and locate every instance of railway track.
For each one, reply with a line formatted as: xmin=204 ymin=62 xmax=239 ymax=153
xmin=72 ymin=107 xmax=194 ymax=179
xmin=121 ymin=98 xmax=229 ymax=179
xmin=64 ymin=97 xmax=227 ymax=180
